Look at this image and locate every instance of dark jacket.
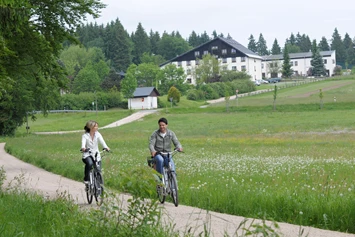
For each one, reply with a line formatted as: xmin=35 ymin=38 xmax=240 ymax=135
xmin=149 ymin=129 xmax=181 ymax=153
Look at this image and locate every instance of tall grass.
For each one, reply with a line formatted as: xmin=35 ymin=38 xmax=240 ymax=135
xmin=0 ymin=167 xmax=179 ymax=237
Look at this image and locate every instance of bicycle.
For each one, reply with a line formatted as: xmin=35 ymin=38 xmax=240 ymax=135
xmin=81 ymin=148 xmax=109 ymax=205
xmin=148 ymin=149 xmax=181 ymax=207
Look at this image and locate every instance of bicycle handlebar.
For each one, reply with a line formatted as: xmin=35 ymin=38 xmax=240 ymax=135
xmin=157 ymin=148 xmax=182 ymax=156
xmin=80 ymin=148 xmax=110 ymax=153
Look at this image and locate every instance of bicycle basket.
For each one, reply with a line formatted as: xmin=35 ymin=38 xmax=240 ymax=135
xmin=147 ymin=156 xmax=155 ymax=168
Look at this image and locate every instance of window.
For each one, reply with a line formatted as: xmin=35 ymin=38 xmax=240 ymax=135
xmin=232 ymin=57 xmax=236 ymax=62
xmin=222 ymin=58 xmax=227 ymax=63
xmin=254 ymin=66 xmax=256 ymax=71
xmin=290 ymin=61 xmax=293 ymax=66
xmin=241 ymin=57 xmax=246 ymax=62
xmin=241 ymin=65 xmax=246 ymax=71
xmin=231 ymin=49 xmax=237 ymax=54
xmin=194 ymin=51 xmax=200 ymax=57
xmin=186 ymin=78 xmax=191 ymax=83
xmin=295 ymin=61 xmax=298 ymax=66
xmin=177 ymin=61 xmax=182 ymax=67
xmin=211 ymin=46 xmax=218 ymax=50
xmin=196 ymin=60 xmax=200 ymax=65
xmin=186 ymin=60 xmax=191 ymax=66
xmin=222 ymin=49 xmax=227 ymax=55
xmin=232 ymin=66 xmax=237 ymax=71
xmin=186 ymin=69 xmax=191 ymax=75
xmin=332 ymin=59 xmax=335 ymax=64
xmin=262 ymin=63 xmax=264 ymax=69
xmin=323 ymin=59 xmax=327 ymax=64
xmin=203 ymin=50 xmax=209 ymax=55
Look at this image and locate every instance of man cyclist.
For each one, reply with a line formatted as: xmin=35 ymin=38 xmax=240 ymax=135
xmin=149 ymin=117 xmax=183 ymax=177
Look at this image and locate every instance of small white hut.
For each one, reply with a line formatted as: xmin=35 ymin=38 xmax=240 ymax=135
xmin=128 ymin=87 xmax=160 ymax=110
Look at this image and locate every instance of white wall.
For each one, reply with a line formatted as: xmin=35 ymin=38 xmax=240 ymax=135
xmin=129 ymin=97 xmax=158 ymax=110
xmin=262 ymin=52 xmax=336 ymax=78
xmin=165 ymin=56 xmax=262 ymax=85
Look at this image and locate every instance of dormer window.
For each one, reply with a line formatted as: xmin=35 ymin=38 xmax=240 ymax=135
xmin=194 ymin=51 xmax=200 ymax=57
xmin=222 ymin=49 xmax=227 ymax=55
xmin=231 ymin=49 xmax=237 ymax=54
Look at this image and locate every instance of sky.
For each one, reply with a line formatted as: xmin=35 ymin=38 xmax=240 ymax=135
xmin=86 ymin=0 xmax=355 ymax=49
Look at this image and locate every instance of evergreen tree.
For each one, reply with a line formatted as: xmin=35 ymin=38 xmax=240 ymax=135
xmin=295 ymin=32 xmax=302 ymax=48
xmin=188 ymin=31 xmax=200 ymax=47
xmin=199 ymin=31 xmax=210 ymax=44
xmin=101 ymin=68 xmax=123 ymax=91
xmin=311 ymin=39 xmax=318 ymax=54
xmin=149 ymin=30 xmax=160 ymax=55
xmin=281 ymin=45 xmax=292 ymax=78
xmin=157 ymin=32 xmax=190 ymax=60
xmin=132 ymin=22 xmax=150 ymax=65
xmin=247 ymin=34 xmax=257 ymax=53
xmin=311 ymin=48 xmax=326 ymax=76
xmin=286 ymin=33 xmax=296 ymax=45
xmin=343 ymin=33 xmax=354 ymax=67
xmin=302 ymin=35 xmax=312 ymax=52
xmin=212 ymin=30 xmax=218 ymax=38
xmin=104 ymin=19 xmax=132 ymax=72
xmin=318 ymin=37 xmax=330 ymax=51
xmin=257 ymin=33 xmax=269 ymax=56
xmin=331 ymin=28 xmax=346 ymax=64
xmin=271 ymin=39 xmax=281 ymax=55
xmin=175 ymin=31 xmax=182 ymax=39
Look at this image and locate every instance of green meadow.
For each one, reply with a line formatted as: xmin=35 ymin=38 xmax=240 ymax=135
xmin=4 ymin=76 xmax=355 ymax=234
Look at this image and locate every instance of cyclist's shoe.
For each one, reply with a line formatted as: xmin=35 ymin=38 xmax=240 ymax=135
xmin=84 ymin=181 xmax=89 ymax=191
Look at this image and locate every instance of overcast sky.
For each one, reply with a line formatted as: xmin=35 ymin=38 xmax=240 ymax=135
xmin=87 ymin=0 xmax=355 ymax=48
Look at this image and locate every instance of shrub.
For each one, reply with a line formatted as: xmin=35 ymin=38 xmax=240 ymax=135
xmin=167 ymin=86 xmax=181 ymax=103
xmin=333 ymin=65 xmax=342 ymax=76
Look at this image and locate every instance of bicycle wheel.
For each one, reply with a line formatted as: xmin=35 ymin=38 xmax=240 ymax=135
xmin=94 ymin=172 xmax=104 ymax=205
xmin=169 ymin=172 xmax=178 ymax=207
xmin=157 ymin=173 xmax=166 ymax=204
xmin=86 ymin=171 xmax=93 ymax=204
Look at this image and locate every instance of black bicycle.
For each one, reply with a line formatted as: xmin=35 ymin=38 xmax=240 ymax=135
xmin=82 ymin=148 xmax=108 ymax=205
xmin=148 ymin=149 xmax=180 ymax=207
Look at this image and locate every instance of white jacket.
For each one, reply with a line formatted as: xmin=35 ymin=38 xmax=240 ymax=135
xmin=81 ymin=131 xmax=108 ymax=161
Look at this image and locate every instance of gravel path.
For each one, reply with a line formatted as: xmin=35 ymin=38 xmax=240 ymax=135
xmin=1 ymin=110 xmax=354 ymax=237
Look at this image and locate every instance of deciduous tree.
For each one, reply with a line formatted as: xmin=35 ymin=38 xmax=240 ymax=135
xmin=0 ymin=0 xmax=105 ymax=135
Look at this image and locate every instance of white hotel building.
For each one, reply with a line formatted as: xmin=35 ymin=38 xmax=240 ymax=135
xmin=160 ymin=37 xmax=263 ymax=84
xmin=262 ymin=51 xmax=336 ymax=78
xmin=160 ymin=37 xmax=336 ymax=84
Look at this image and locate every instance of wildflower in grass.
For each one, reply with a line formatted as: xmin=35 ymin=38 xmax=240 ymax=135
xmin=299 ymin=211 xmax=303 ymax=215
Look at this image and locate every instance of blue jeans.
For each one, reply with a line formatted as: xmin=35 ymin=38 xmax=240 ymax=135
xmin=154 ymin=154 xmax=175 ymax=175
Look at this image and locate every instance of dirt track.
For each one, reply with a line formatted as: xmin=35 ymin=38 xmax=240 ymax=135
xmin=1 ymin=110 xmax=355 ymax=237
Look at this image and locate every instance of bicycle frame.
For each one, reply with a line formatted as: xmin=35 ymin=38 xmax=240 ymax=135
xmin=154 ymin=150 xmax=180 ymax=207
xmin=82 ymin=149 xmax=107 ymax=205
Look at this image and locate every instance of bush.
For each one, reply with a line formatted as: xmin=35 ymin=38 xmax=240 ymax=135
xmin=60 ymin=91 xmax=124 ymax=110
xmin=333 ymin=65 xmax=342 ymax=76
xmin=167 ymin=86 xmax=181 ymax=103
